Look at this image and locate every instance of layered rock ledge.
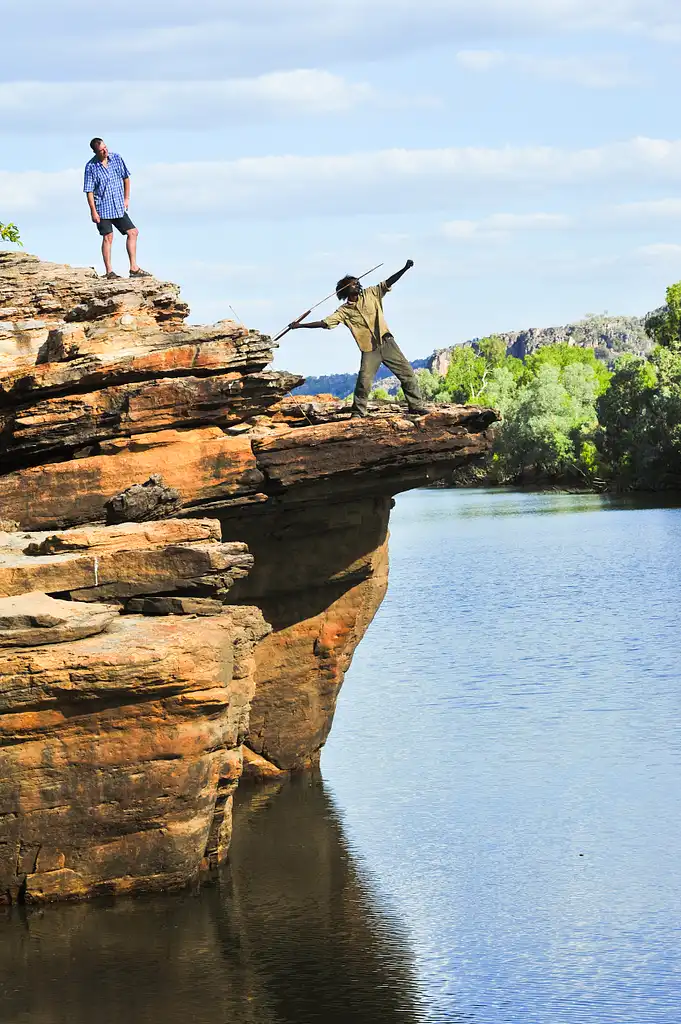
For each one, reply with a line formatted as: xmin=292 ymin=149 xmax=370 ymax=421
xmin=0 ymin=251 xmax=498 ymax=902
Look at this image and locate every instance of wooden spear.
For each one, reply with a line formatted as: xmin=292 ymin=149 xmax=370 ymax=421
xmin=272 ymin=263 xmax=384 ymax=342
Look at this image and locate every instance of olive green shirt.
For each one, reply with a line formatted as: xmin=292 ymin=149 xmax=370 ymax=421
xmin=323 ymin=281 xmax=392 ymax=352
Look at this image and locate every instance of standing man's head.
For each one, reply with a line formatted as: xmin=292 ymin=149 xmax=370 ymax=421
xmin=90 ymin=138 xmax=108 ymax=161
xmin=336 ymin=276 xmax=362 ymax=302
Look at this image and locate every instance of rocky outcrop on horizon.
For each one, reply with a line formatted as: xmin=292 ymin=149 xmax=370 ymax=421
xmin=429 ymin=311 xmax=651 ymax=376
xmin=0 ymin=250 xmax=497 ymax=903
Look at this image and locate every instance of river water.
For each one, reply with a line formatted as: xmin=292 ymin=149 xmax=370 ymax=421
xmin=2 ymin=488 xmax=681 ymax=1024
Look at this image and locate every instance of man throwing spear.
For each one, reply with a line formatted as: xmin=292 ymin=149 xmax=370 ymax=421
xmin=289 ymin=260 xmax=429 ymax=417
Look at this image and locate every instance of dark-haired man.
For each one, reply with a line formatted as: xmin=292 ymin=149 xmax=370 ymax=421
xmin=83 ymin=138 xmax=151 ymax=280
xmin=289 ymin=259 xmax=428 ymax=417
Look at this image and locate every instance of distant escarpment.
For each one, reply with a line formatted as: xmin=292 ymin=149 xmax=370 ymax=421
xmin=0 ymin=251 xmax=497 ymax=903
xmin=430 ymin=311 xmax=651 ymax=376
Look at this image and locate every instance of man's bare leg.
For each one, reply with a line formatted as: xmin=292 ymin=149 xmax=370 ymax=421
xmin=126 ymin=228 xmax=140 ymax=273
xmin=101 ymin=232 xmax=114 ymax=274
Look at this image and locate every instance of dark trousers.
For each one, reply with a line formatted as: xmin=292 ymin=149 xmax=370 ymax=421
xmin=353 ymin=333 xmax=424 ymax=415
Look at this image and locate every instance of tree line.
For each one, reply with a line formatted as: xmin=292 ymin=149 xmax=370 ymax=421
xmin=378 ymin=280 xmax=681 ymax=491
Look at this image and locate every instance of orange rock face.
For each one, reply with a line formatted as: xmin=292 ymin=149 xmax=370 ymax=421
xmin=0 ymin=608 xmax=269 ymax=903
xmin=0 ymin=251 xmax=499 ymax=901
xmin=0 ymin=427 xmax=263 ymax=530
xmin=1 ymin=371 xmax=302 ymax=467
xmin=219 ymin=496 xmax=392 ymax=771
xmin=0 ymin=328 xmax=274 ymax=403
xmin=247 ymin=539 xmax=389 ymax=770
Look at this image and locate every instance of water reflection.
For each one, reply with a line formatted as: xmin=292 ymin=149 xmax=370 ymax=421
xmin=435 ymin=487 xmax=681 ymax=519
xmin=0 ymin=774 xmax=427 ymax=1024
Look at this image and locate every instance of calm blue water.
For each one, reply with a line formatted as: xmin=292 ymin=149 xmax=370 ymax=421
xmin=2 ymin=488 xmax=681 ymax=1024
xmin=324 ymin=488 xmax=681 ymax=1023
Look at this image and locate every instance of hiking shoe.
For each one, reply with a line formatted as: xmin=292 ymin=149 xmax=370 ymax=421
xmin=350 ymin=410 xmax=367 ymax=419
xmin=104 ymin=271 xmax=121 ymax=280
xmin=409 ymin=406 xmax=431 ymax=416
xmin=129 ymin=268 xmax=152 ymax=278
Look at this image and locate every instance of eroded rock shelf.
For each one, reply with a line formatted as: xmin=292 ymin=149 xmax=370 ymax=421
xmin=0 ymin=250 xmax=498 ymax=903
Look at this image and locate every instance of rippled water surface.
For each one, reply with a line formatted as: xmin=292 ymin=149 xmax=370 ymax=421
xmin=3 ymin=488 xmax=681 ymax=1023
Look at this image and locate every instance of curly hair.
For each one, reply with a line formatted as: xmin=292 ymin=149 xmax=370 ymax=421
xmin=336 ymin=275 xmax=361 ymax=301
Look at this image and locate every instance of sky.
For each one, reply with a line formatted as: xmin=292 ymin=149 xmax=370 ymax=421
xmin=3 ymin=0 xmax=681 ymax=375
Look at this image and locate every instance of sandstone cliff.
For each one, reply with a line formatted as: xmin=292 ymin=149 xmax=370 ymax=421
xmin=0 ymin=250 xmax=497 ymax=902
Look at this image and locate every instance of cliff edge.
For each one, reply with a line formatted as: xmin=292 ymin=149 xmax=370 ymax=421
xmin=0 ymin=251 xmax=498 ymax=902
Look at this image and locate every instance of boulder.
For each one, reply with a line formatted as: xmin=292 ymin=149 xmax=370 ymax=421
xmin=105 ymin=475 xmax=182 ymax=524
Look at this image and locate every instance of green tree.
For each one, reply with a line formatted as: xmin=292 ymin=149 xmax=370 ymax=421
xmin=522 ymin=342 xmax=611 ymax=395
xmin=594 ymin=278 xmax=681 ymax=490
xmin=596 ymin=356 xmax=657 ymax=488
xmin=493 ymin=360 xmax=601 ymax=483
xmin=444 ymin=346 xmax=488 ymax=402
xmin=370 ymin=386 xmax=391 ymax=401
xmin=414 ymin=368 xmax=449 ymax=402
xmin=0 ymin=222 xmax=22 ymax=245
xmin=483 ymin=365 xmax=519 ymax=415
xmin=597 ymin=350 xmax=681 ymax=490
xmin=475 ymin=334 xmax=508 ymax=367
xmin=645 ymin=281 xmax=681 ymax=352
xmin=440 ymin=338 xmax=524 ymax=406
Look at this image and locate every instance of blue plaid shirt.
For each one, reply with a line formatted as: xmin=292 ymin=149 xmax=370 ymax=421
xmin=83 ymin=152 xmax=130 ymax=219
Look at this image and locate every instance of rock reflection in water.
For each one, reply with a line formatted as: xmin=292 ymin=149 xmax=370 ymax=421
xmin=0 ymin=774 xmax=424 ymax=1024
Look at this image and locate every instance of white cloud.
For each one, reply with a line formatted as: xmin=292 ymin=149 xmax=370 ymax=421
xmin=0 ymin=72 xmax=378 ymax=133
xmin=3 ymin=1 xmax=681 ymax=80
xmin=437 ymin=197 xmax=681 ymax=245
xmin=610 ymin=197 xmax=681 ymax=221
xmin=442 ymin=212 xmax=571 ymax=241
xmin=636 ymin=242 xmax=681 ymax=259
xmin=455 ymin=49 xmax=636 ymax=87
xmin=5 ymin=138 xmax=681 ymax=221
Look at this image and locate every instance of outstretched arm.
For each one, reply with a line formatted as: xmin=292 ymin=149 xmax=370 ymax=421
xmin=385 ymin=259 xmax=414 ymax=289
xmin=289 ymin=320 xmax=330 ymax=330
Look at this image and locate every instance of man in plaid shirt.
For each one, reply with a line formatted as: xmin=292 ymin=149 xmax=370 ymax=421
xmin=83 ymin=138 xmax=151 ymax=280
